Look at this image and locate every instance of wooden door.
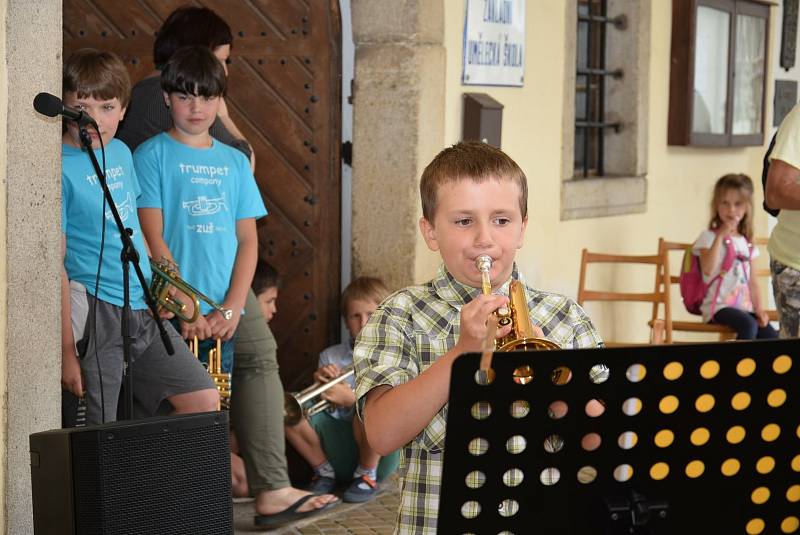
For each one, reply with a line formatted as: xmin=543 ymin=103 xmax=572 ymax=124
xmin=64 ymin=1 xmax=342 ymax=390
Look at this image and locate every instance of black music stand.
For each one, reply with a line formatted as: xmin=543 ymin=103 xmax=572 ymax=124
xmin=439 ymin=340 xmax=800 ymax=534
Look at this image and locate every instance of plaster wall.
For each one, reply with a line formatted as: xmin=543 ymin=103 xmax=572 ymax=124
xmin=350 ymin=0 xmax=445 ymax=290
xmin=1 ymin=1 xmax=62 ymax=533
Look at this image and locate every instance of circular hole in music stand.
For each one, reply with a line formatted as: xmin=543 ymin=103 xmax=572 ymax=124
xmin=613 ymin=464 xmax=633 ymax=482
xmin=650 ymin=462 xmax=669 ymax=481
xmin=506 ymin=435 xmax=526 ymax=455
xmin=726 ymin=426 xmax=746 ymax=444
xmin=589 ymin=363 xmax=610 ymax=384
xmin=468 ymin=437 xmax=489 ymax=456
xmin=690 ymin=427 xmax=710 ymax=446
xmin=626 ymin=364 xmax=646 ymax=383
xmin=548 ymin=400 xmax=568 ymax=419
xmin=543 ymin=434 xmax=564 ymax=453
xmin=471 ymin=402 xmax=491 ymax=420
xmin=540 ymin=467 xmax=560 ymax=486
xmin=780 ymin=516 xmax=799 ymax=533
xmin=751 ymin=487 xmax=770 ymax=505
xmin=773 ymin=354 xmax=792 ymax=374
xmin=551 ymin=365 xmax=572 ymax=385
xmin=721 ymin=458 xmax=741 ymax=477
xmin=663 ymin=361 xmax=684 ymax=380
xmin=756 ymin=456 xmax=775 ymax=475
xmin=787 ymin=484 xmax=800 ymax=503
xmin=512 ymin=364 xmax=534 ymax=385
xmin=746 ymin=518 xmax=766 ymax=534
xmin=731 ymin=391 xmax=751 ymax=411
xmin=465 ymin=470 xmax=486 ymax=489
xmin=581 ymin=433 xmax=602 ymax=452
xmin=792 ymin=455 xmax=800 ymax=472
xmin=586 ymin=399 xmax=605 ymax=417
xmin=618 ymin=431 xmax=638 ymax=450
xmin=659 ymin=395 xmax=679 ymax=414
xmin=767 ymin=388 xmax=787 ymax=408
xmin=622 ymin=397 xmax=642 ymax=416
xmin=654 ymin=429 xmax=674 ymax=448
xmin=460 ymin=500 xmax=481 ymax=519
xmin=700 ymin=360 xmax=720 ymax=379
xmin=498 ymin=499 xmax=519 ymax=518
xmin=509 ymin=400 xmax=530 ymax=419
xmin=685 ymin=460 xmax=705 ymax=478
xmin=577 ymin=466 xmax=597 ymax=484
xmin=695 ymin=393 xmax=715 ymax=413
xmin=762 ymin=423 xmax=781 ymax=442
xmin=474 ymin=368 xmax=495 ymax=386
xmin=502 ymin=468 xmax=524 ymax=487
xmin=737 ymin=358 xmax=757 ymax=377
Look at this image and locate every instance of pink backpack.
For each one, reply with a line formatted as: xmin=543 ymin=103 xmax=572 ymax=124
xmin=678 ymin=237 xmax=747 ymax=316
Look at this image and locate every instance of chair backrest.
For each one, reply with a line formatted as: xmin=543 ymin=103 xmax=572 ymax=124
xmin=577 ymin=248 xmax=671 ymax=345
xmin=752 ymin=236 xmax=778 ymax=322
xmin=655 ymin=238 xmax=736 ymax=342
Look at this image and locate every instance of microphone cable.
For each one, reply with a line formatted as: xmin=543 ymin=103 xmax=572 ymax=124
xmin=88 ymin=123 xmax=107 ymax=424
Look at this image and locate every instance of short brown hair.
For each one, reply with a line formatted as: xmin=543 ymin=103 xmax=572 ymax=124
xmin=341 ymin=276 xmax=390 ymax=316
xmin=420 ymin=141 xmax=528 ymax=221
xmin=252 ymin=260 xmax=280 ymax=296
xmin=63 ymin=48 xmax=131 ymax=108
xmin=161 ymin=45 xmax=226 ymax=98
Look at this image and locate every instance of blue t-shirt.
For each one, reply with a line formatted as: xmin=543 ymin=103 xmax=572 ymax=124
xmin=62 ymin=139 xmax=152 ymax=309
xmin=134 ymin=133 xmax=267 ymax=314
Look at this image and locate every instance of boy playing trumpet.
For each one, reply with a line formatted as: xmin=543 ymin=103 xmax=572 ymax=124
xmin=354 ymin=142 xmax=603 ymax=534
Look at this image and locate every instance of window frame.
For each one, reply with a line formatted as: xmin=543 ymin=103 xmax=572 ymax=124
xmin=668 ymin=0 xmax=771 ymax=147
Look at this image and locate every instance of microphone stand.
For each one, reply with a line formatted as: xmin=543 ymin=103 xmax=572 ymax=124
xmin=77 ymin=126 xmax=174 ymax=421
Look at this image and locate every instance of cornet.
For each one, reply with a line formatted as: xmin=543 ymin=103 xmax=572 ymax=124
xmin=150 ymin=257 xmax=233 ymax=323
xmin=283 ymin=366 xmax=354 ymax=426
xmin=475 ymin=255 xmax=559 ymax=352
xmin=190 ymin=336 xmax=231 ymax=410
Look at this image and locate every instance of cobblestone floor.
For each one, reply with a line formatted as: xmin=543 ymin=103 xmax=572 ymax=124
xmin=233 ymin=477 xmax=399 ymax=534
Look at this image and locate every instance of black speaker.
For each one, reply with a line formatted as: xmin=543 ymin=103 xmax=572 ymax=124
xmin=30 ymin=411 xmax=232 ymax=535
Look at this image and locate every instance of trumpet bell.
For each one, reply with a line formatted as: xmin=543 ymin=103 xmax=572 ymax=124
xmin=283 ymin=366 xmax=354 ymax=425
xmin=497 ymin=337 xmax=560 ymax=352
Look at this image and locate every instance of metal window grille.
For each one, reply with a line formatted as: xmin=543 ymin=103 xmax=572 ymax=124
xmin=575 ymin=0 xmax=623 ymax=177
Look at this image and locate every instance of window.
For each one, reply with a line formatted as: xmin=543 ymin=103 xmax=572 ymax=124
xmin=561 ymin=0 xmax=650 ymax=220
xmin=575 ymin=0 xmax=623 ymax=177
xmin=668 ymin=0 xmax=770 ymax=146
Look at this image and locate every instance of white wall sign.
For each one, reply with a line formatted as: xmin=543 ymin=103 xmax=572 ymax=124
xmin=462 ymin=0 xmax=526 ymax=86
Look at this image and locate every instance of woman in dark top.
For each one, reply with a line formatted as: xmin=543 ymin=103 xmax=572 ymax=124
xmin=118 ymin=6 xmax=338 ymax=526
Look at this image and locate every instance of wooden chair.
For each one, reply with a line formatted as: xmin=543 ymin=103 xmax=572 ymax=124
xmin=577 ymin=248 xmax=671 ymax=346
xmin=752 ymin=237 xmax=778 ymax=323
xmin=654 ymin=238 xmax=736 ymax=342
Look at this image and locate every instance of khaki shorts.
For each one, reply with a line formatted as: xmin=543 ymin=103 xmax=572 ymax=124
xmin=69 ymin=281 xmax=215 ymax=425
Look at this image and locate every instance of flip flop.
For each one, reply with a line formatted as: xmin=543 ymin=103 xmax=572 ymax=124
xmin=253 ymin=494 xmax=339 ymax=527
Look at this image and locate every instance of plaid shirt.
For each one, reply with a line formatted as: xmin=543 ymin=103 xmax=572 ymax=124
xmin=354 ymin=264 xmax=603 ymax=534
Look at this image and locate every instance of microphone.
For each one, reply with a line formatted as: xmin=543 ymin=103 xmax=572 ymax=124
xmin=33 ymin=92 xmax=97 ymax=128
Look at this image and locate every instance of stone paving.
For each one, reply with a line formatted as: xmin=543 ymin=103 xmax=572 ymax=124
xmin=233 ymin=477 xmax=399 ymax=534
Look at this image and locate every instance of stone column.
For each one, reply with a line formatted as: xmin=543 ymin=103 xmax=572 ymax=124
xmin=1 ymin=1 xmax=63 ymax=533
xmin=350 ymin=0 xmax=445 ymax=289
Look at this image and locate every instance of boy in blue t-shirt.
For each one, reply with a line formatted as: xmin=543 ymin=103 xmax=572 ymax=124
xmin=60 ymin=48 xmax=219 ymax=425
xmin=135 ymin=45 xmax=267 ymax=374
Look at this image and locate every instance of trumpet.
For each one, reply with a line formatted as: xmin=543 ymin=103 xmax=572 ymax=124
xmin=283 ymin=365 xmax=354 ymax=426
xmin=476 ymin=255 xmax=559 ymax=352
xmin=150 ymin=257 xmax=233 ymax=323
xmin=190 ymin=336 xmax=231 ymax=410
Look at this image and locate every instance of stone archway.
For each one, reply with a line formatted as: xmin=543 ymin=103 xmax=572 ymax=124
xmin=349 ymin=0 xmax=445 ymax=288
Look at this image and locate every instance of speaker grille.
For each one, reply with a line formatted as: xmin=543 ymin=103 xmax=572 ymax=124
xmin=71 ymin=412 xmax=232 ymax=535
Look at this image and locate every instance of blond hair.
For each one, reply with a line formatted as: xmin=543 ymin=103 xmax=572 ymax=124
xmin=342 ymin=276 xmax=390 ymax=316
xmin=420 ymin=141 xmax=528 ymax=222
xmin=709 ymin=173 xmax=754 ymax=240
